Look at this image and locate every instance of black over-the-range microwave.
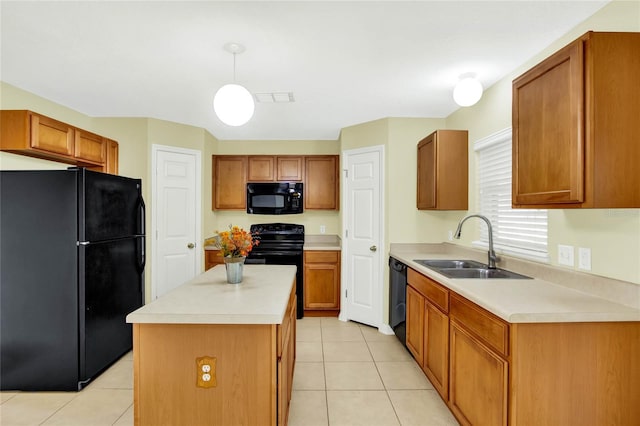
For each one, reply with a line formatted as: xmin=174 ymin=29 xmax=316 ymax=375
xmin=246 ymin=182 xmax=303 ymax=215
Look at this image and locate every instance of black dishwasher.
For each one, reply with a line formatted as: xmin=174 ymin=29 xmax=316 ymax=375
xmin=389 ymin=257 xmax=408 ymax=347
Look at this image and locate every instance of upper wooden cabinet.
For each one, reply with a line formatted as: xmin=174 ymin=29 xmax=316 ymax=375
xmin=212 ymin=155 xmax=247 ymax=210
xmin=105 ymin=139 xmax=119 ymax=175
xmin=248 ymin=156 xmax=275 ymax=181
xmin=417 ymin=130 xmax=468 ymax=210
xmin=75 ymin=129 xmax=106 ymax=164
xmin=305 ymin=156 xmax=339 ymax=210
xmin=512 ymin=31 xmax=640 ymax=208
xmin=277 ymin=156 xmax=303 ymax=181
xmin=213 ymin=154 xmax=338 ymax=210
xmin=0 ymin=110 xmax=119 ymax=175
xmin=247 ymin=155 xmax=304 ymax=182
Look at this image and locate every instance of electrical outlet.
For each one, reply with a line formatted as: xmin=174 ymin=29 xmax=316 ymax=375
xmin=448 ymin=230 xmax=453 ymax=241
xmin=578 ymin=247 xmax=591 ymax=271
xmin=196 ymin=356 xmax=217 ymax=388
xmin=558 ymin=244 xmax=575 ymax=267
xmin=320 ymin=225 xmax=326 ymax=234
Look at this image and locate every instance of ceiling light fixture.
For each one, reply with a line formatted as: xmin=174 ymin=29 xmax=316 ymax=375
xmin=213 ymin=43 xmax=255 ymax=126
xmin=453 ymin=73 xmax=483 ymax=107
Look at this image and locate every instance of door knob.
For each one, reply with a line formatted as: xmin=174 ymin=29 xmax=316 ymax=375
xmin=370 ymin=245 xmax=377 ymax=252
xmin=187 ymin=243 xmax=195 ymax=249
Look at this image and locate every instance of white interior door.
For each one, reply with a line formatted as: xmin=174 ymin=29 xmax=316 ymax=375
xmin=341 ymin=145 xmax=384 ymax=329
xmin=152 ymin=145 xmax=201 ymax=299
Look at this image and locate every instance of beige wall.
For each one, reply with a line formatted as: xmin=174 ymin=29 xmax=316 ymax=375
xmin=2 ymin=0 xmax=638 ymax=297
xmin=445 ymin=0 xmax=640 ymax=284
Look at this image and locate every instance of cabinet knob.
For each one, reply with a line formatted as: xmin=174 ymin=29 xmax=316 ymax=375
xmin=187 ymin=243 xmax=195 ymax=249
xmin=370 ymin=245 xmax=377 ymax=252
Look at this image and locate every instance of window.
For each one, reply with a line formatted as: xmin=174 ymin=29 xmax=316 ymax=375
xmin=474 ymin=128 xmax=548 ymax=261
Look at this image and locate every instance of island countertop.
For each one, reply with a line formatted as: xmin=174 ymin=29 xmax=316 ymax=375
xmin=126 ymin=264 xmax=296 ymax=325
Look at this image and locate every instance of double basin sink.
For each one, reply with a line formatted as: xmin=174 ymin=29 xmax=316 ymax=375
xmin=414 ymin=259 xmax=532 ymax=279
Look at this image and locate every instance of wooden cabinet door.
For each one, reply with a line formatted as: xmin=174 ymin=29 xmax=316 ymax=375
xmin=416 ymin=130 xmax=468 ymax=210
xmin=212 ymin=156 xmax=247 ymax=210
xmin=423 ymin=301 xmax=449 ymax=400
xmin=406 ymin=285 xmax=425 ymax=365
xmin=30 ymin=113 xmax=74 ymax=156
xmin=449 ymin=321 xmax=508 ymax=426
xmin=304 ymin=251 xmax=340 ymax=311
xmin=513 ymin=38 xmax=584 ymax=206
xmin=277 ymin=156 xmax=303 ymax=181
xmin=205 ymin=249 xmax=224 ymax=271
xmin=75 ymin=129 xmax=106 ymax=164
xmin=417 ymin=133 xmax=436 ymax=209
xmin=304 ymin=156 xmax=339 ymax=210
xmin=105 ymin=139 xmax=119 ymax=175
xmin=248 ymin=156 xmax=275 ymax=181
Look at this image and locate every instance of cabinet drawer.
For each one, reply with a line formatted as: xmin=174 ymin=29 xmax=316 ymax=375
xmin=304 ymin=250 xmax=339 ymax=263
xmin=407 ymin=268 xmax=449 ymax=313
xmin=450 ymin=294 xmax=509 ymax=357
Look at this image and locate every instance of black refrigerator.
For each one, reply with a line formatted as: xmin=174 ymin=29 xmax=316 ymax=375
xmin=0 ymin=168 xmax=145 ymax=391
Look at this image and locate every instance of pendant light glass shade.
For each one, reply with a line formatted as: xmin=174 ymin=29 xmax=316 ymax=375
xmin=214 ymin=83 xmax=255 ymax=126
xmin=453 ymin=77 xmax=483 ymax=107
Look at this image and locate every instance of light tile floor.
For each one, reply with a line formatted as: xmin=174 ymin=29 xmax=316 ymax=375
xmin=0 ymin=317 xmax=458 ymax=426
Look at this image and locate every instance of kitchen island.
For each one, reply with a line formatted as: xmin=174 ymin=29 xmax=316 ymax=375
xmin=126 ymin=264 xmax=297 ymax=426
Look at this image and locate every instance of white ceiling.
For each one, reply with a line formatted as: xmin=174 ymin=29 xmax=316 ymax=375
xmin=0 ymin=1 xmax=609 ymax=140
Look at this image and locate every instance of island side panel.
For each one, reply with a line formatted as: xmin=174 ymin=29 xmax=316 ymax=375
xmin=133 ymin=323 xmax=276 ymax=426
xmin=510 ymin=321 xmax=640 ymax=426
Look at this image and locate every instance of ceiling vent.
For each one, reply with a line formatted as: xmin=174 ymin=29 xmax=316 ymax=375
xmin=254 ymin=92 xmax=295 ymax=103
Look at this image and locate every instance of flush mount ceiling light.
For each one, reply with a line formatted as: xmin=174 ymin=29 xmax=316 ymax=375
xmin=213 ymin=42 xmax=255 ymax=126
xmin=453 ymin=73 xmax=483 ymax=107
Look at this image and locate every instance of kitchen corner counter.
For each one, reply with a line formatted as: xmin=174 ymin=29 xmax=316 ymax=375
xmin=126 ymin=264 xmax=296 ymax=325
xmin=390 ymin=245 xmax=640 ymax=324
xmin=304 ymin=234 xmax=341 ymax=250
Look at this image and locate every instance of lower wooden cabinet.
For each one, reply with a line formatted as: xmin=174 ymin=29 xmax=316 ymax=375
xmin=405 ymin=285 xmax=425 ymax=364
xmin=423 ymin=302 xmax=449 ymax=399
xmin=204 ymin=249 xmax=224 ymax=271
xmin=449 ymin=320 xmax=508 ymax=426
xmin=405 ymin=267 xmax=640 ymax=426
xmin=303 ymin=250 xmax=340 ymax=316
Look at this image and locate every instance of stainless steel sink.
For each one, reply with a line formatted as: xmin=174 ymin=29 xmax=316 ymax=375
xmin=436 ymin=267 xmax=532 ymax=279
xmin=413 ymin=259 xmax=532 ymax=279
xmin=413 ymin=259 xmax=486 ymax=269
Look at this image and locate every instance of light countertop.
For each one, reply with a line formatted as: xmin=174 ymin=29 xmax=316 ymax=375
xmin=390 ymin=247 xmax=640 ymax=324
xmin=126 ymin=264 xmax=296 ymax=325
xmin=304 ymin=234 xmax=341 ymax=251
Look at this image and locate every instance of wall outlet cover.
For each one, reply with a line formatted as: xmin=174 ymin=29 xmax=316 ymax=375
xmin=558 ymin=244 xmax=575 ymax=267
xmin=578 ymin=247 xmax=592 ymax=271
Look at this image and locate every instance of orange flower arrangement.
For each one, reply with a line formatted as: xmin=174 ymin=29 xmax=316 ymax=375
xmin=212 ymin=225 xmax=259 ymax=258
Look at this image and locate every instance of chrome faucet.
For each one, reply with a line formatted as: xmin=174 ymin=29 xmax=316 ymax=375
xmin=454 ymin=214 xmax=499 ymax=269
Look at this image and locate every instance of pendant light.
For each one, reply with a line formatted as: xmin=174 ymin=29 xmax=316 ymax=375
xmin=453 ymin=73 xmax=483 ymax=107
xmin=214 ymin=43 xmax=255 ymax=126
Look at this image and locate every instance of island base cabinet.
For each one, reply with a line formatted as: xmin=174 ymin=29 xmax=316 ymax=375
xmin=449 ymin=321 xmax=508 ymax=426
xmin=133 ymin=321 xmax=293 ymax=426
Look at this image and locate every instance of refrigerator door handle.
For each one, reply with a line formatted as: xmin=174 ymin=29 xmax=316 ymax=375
xmin=137 ymin=193 xmax=146 ymax=237
xmin=137 ymin=236 xmax=146 ymax=273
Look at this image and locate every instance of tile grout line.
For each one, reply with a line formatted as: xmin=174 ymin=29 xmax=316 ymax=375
xmin=364 ymin=331 xmax=403 ymax=426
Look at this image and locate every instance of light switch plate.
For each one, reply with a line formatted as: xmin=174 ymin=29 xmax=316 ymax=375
xmin=558 ymin=244 xmax=575 ymax=267
xmin=578 ymin=247 xmax=591 ymax=271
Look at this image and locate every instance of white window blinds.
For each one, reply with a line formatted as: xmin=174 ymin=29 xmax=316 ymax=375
xmin=474 ymin=128 xmax=548 ymax=261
